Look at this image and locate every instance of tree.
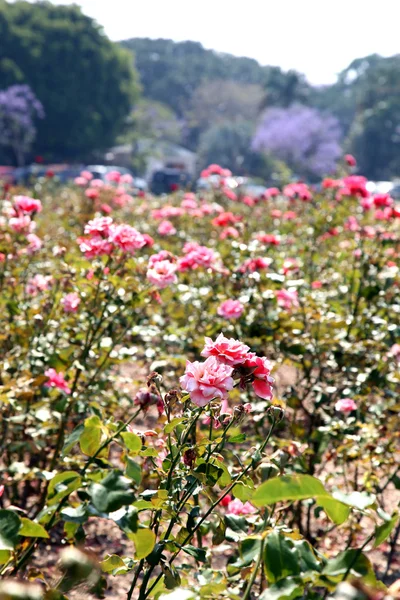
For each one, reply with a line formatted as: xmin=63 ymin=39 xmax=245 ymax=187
xmin=121 ymin=38 xmax=269 ymax=119
xmin=0 ymin=0 xmax=140 ymax=161
xmin=0 ymin=84 xmax=44 ymax=165
xmin=184 ymin=80 xmax=263 ymax=149
xmin=345 ymin=55 xmax=400 ymax=179
xmin=198 ymin=120 xmax=271 ymax=178
xmin=262 ymin=67 xmax=312 ymax=108
xmin=252 ymin=105 xmax=342 ymax=180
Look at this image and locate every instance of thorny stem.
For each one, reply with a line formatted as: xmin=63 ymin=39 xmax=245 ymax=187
xmin=5 ymin=407 xmax=142 ymax=577
xmin=141 ymin=416 xmax=278 ymax=599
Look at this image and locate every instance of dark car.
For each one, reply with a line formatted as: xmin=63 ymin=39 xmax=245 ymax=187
xmin=150 ymin=169 xmax=191 ymax=195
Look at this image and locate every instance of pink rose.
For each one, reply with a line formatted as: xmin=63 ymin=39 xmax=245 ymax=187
xmin=217 ymin=300 xmax=244 ymax=320
xmin=9 ymin=215 xmax=33 ymax=233
xmin=44 ymin=368 xmax=71 ymax=395
xmin=105 ymin=170 xmax=121 ymax=183
xmin=61 ymin=292 xmax=81 ymax=313
xmin=26 ymin=233 xmax=42 ymax=254
xmin=74 ymin=176 xmax=88 ymax=186
xmin=389 ymin=344 xmax=400 ymax=361
xmin=80 ymin=170 xmax=93 ymax=181
xmin=78 ymin=236 xmax=113 ymax=258
xmin=108 ymin=224 xmax=146 ymax=253
xmin=84 ymin=217 xmax=113 ymax=237
xmin=276 ymin=289 xmax=299 ymax=310
xmin=226 ymin=498 xmax=257 ymax=516
xmin=25 ymin=274 xmax=52 ymax=296
xmin=148 ymin=250 xmax=175 ymax=267
xmin=14 ymin=196 xmax=42 ymax=214
xmin=147 ymin=260 xmax=177 ymax=289
xmin=158 ymin=220 xmax=177 ymax=236
xmin=180 ymin=356 xmax=234 ymax=407
xmin=335 ymin=398 xmax=357 ymax=413
xmin=201 ymin=333 xmax=250 ymax=366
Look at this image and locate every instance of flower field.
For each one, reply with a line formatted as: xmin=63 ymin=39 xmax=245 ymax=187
xmin=0 ymin=164 xmax=399 ymax=600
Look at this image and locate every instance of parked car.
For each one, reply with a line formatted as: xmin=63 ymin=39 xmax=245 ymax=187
xmin=150 ymin=168 xmax=192 ymax=195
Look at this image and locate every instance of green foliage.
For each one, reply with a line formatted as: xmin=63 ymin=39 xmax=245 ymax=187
xmin=0 ymin=0 xmax=140 ymax=160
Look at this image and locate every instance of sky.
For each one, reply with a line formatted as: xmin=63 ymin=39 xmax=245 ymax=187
xmin=28 ymin=0 xmax=400 ymax=84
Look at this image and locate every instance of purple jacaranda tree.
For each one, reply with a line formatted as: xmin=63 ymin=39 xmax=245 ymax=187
xmin=0 ymin=85 xmax=44 ymax=166
xmin=252 ymin=105 xmax=342 ymax=180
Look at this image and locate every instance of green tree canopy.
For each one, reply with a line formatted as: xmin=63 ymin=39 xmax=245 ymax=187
xmin=0 ymin=0 xmax=140 ymax=161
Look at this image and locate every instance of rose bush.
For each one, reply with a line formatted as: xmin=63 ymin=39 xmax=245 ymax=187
xmin=0 ymin=164 xmax=398 ymax=599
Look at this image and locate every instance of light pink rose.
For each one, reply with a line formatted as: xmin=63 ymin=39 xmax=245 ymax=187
xmin=25 ymin=274 xmax=52 ymax=296
xmin=335 ymin=398 xmax=357 ymax=413
xmin=226 ymin=498 xmax=257 ymax=516
xmin=390 ymin=344 xmax=400 ymax=361
xmin=217 ymin=299 xmax=244 ymax=320
xmin=180 ymin=356 xmax=234 ymax=407
xmin=276 ymin=289 xmax=299 ymax=310
xmin=201 ymin=333 xmax=250 ymax=366
xmin=84 ymin=217 xmax=113 ymax=237
xmin=9 ymin=215 xmax=33 ymax=233
xmin=74 ymin=176 xmax=88 ymax=186
xmin=147 ymin=260 xmax=177 ymax=289
xmin=26 ymin=233 xmax=42 ymax=254
xmin=61 ymin=292 xmax=81 ymax=313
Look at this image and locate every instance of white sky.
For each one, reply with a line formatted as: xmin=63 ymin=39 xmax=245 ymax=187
xmin=29 ymin=0 xmax=400 ymax=84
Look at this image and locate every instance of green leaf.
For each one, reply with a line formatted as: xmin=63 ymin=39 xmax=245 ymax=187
xmin=322 ymin=550 xmax=377 ymax=584
xmin=374 ymin=513 xmax=399 ymax=547
xmin=80 ymin=415 xmax=108 ymax=457
xmin=47 ymin=472 xmax=82 ymax=506
xmin=60 ymin=505 xmax=89 ymax=524
xmin=260 ymin=577 xmax=304 ymax=600
xmin=100 ymin=554 xmax=128 ymax=574
xmin=293 ymin=539 xmax=321 ymax=573
xmin=232 ymin=536 xmax=262 ymax=568
xmin=181 ymin=544 xmax=207 ymax=563
xmin=131 ymin=528 xmax=156 ymax=559
xmin=121 ymin=431 xmax=142 ymax=454
xmin=264 ymin=531 xmax=300 ymax=583
xmin=228 ymin=433 xmax=247 ymax=443
xmin=164 ymin=417 xmax=185 ymax=434
xmin=61 ymin=424 xmax=84 ymax=457
xmin=89 ymin=470 xmax=135 ymax=513
xmin=232 ymin=482 xmax=254 ymax=502
xmin=0 ymin=510 xmax=21 ymax=550
xmin=252 ymin=475 xmax=350 ymax=524
xmin=126 ymin=457 xmax=142 ymax=485
xmin=19 ymin=518 xmax=49 ymax=538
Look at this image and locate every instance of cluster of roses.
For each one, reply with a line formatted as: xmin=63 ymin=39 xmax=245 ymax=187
xmin=146 ymin=242 xmax=224 ymax=290
xmin=2 ymin=195 xmax=43 ymax=257
xmin=75 ymin=170 xmax=137 ymax=212
xmin=180 ymin=334 xmax=274 ymax=407
xmin=78 ymin=216 xmax=151 ymax=258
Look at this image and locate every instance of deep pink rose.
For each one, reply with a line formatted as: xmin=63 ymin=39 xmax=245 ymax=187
xmin=44 ymin=368 xmax=71 ymax=394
